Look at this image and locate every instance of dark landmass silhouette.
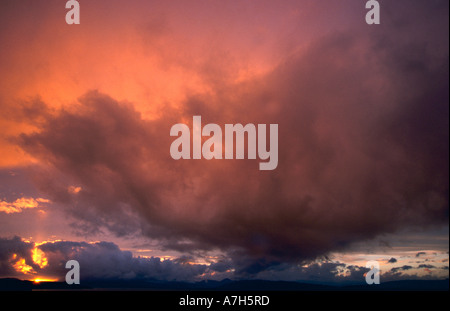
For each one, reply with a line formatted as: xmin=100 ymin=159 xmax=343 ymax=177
xmin=0 ymin=278 xmax=448 ymax=291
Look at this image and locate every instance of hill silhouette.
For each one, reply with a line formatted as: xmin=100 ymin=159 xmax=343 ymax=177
xmin=0 ymin=278 xmax=448 ymax=291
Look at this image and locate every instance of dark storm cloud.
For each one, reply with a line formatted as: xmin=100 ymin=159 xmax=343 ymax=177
xmin=0 ymin=236 xmax=34 ymax=276
xmin=38 ymin=240 xmax=208 ymax=281
xmin=416 ymin=252 xmax=427 ymax=258
xmin=0 ymin=236 xmax=209 ymax=281
xmin=418 ymin=264 xmax=435 ymax=269
xmin=5 ymin=235 xmax=437 ymax=283
xmin=249 ymin=261 xmax=371 ymax=284
xmin=387 ymin=258 xmax=397 ymax=263
xmin=17 ymin=0 xmax=449 ymax=274
xmin=209 ymin=259 xmax=233 ymax=273
xmin=390 ymin=265 xmax=413 ymax=273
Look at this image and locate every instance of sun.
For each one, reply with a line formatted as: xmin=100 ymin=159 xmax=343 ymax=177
xmin=33 ymin=277 xmax=57 ymax=283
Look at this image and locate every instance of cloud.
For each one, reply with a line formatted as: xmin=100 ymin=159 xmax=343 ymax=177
xmin=390 ymin=265 xmax=413 ymax=273
xmin=38 ymin=240 xmax=208 ymax=281
xmin=239 ymin=261 xmax=376 ymax=284
xmin=387 ymin=258 xmax=397 ymax=264
xmin=418 ymin=264 xmax=435 ymax=269
xmin=0 ymin=236 xmax=209 ymax=281
xmin=10 ymin=0 xmax=450 ymax=274
xmin=0 ymin=236 xmax=35 ymax=277
xmin=1 ymin=235 xmax=448 ymax=283
xmin=416 ymin=252 xmax=427 ymax=258
xmin=0 ymin=197 xmax=49 ymax=214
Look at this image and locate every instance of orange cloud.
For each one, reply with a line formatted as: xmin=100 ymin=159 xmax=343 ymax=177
xmin=32 ymin=247 xmax=48 ymax=269
xmin=12 ymin=257 xmax=34 ymax=275
xmin=0 ymin=197 xmax=49 ymax=214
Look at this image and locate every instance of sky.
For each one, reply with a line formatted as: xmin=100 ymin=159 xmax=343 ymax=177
xmin=0 ymin=0 xmax=448 ymax=285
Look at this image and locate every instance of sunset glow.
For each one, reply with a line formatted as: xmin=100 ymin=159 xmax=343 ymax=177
xmin=12 ymin=258 xmax=33 ymax=275
xmin=32 ymin=247 xmax=48 ymax=269
xmin=33 ymin=278 xmax=58 ymax=283
xmin=0 ymin=0 xmax=448 ymax=292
